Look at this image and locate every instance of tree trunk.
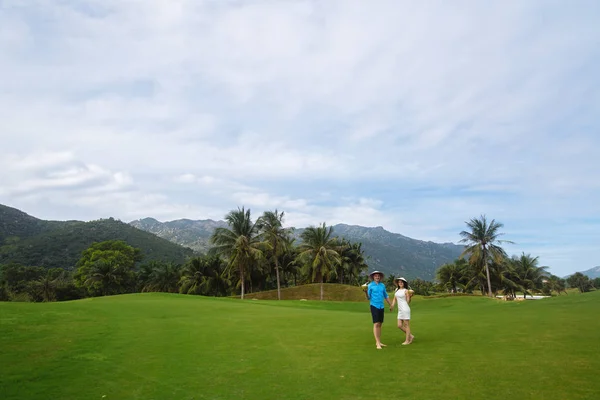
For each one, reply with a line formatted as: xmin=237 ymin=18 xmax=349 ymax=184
xmin=275 ymin=257 xmax=281 ymax=300
xmin=485 ymin=263 xmax=493 ymax=297
xmin=240 ymin=267 xmax=245 ymax=300
xmin=320 ymin=278 xmax=324 ymax=301
xmin=483 ymin=247 xmax=493 ymax=297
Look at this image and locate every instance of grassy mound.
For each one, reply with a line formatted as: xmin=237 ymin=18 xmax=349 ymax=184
xmin=243 ymin=283 xmax=368 ymax=301
xmin=1 ymin=291 xmax=599 ymax=399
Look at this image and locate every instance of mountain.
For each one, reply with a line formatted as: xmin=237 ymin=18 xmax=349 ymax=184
xmin=579 ymin=266 xmax=600 ymax=279
xmin=0 ymin=204 xmax=195 ymax=269
xmin=0 ymin=203 xmax=67 ymax=241
xmin=129 ymin=217 xmax=228 ymax=253
xmin=1 ymin=203 xmax=465 ymax=279
xmin=323 ymin=224 xmax=464 ymax=280
xmin=129 ymin=218 xmax=464 ymax=280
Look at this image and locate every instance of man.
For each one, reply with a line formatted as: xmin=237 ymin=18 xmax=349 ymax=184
xmin=366 ymin=271 xmax=392 ymax=349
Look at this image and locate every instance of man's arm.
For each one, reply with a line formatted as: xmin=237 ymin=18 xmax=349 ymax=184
xmin=385 ymin=297 xmax=392 ymax=308
xmin=384 ymin=289 xmax=392 ymax=308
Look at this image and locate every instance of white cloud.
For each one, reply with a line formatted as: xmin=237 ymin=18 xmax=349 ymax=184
xmin=9 ymin=151 xmax=75 ymax=170
xmin=1 ymin=0 xmax=599 ymax=277
xmin=1 ymin=150 xmax=126 ymax=195
xmin=175 ymin=174 xmax=197 ymax=184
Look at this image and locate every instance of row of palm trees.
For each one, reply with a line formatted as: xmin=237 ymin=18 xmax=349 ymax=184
xmin=436 ymin=254 xmax=564 ymax=298
xmin=209 ymin=208 xmax=369 ymax=299
xmin=137 ymin=256 xmax=231 ymax=296
xmin=440 ymin=215 xmax=565 ymax=297
xmin=7 ymin=212 xmax=585 ymax=302
xmin=158 ymin=212 xmax=568 ymax=300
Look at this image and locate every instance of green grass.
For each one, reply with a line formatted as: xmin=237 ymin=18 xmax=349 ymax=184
xmin=1 ymin=291 xmax=599 ymax=400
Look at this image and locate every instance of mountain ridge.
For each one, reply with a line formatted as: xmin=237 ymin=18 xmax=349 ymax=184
xmin=0 ymin=204 xmax=194 ymax=269
xmin=574 ymin=266 xmax=600 ymax=279
xmin=3 ymin=204 xmax=596 ymax=280
xmin=129 ymin=217 xmax=465 ymax=279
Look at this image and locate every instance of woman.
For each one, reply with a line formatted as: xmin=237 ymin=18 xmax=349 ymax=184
xmin=390 ymin=277 xmax=414 ymax=345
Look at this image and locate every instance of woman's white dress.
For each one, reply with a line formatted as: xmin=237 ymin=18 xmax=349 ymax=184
xmin=394 ymin=288 xmax=411 ymax=320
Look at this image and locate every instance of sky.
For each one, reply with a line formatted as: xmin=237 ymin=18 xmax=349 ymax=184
xmin=1 ymin=0 xmax=599 ymax=278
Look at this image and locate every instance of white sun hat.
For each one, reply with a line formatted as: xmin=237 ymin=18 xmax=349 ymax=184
xmin=368 ymin=271 xmax=384 ymax=278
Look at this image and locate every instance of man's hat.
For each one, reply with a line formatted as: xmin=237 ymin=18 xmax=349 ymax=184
xmin=369 ymin=270 xmax=384 ymax=278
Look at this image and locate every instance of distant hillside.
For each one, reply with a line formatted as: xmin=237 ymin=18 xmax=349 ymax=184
xmin=129 ymin=218 xmax=464 ymax=280
xmin=578 ymin=266 xmax=600 ymax=279
xmin=0 ymin=204 xmax=195 ymax=269
xmin=0 ymin=203 xmax=66 ymax=241
xmin=324 ymin=224 xmax=464 ymax=280
xmin=129 ymin=217 xmax=227 ymax=253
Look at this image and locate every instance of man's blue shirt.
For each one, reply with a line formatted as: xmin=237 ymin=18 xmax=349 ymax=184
xmin=367 ymin=281 xmax=388 ymax=309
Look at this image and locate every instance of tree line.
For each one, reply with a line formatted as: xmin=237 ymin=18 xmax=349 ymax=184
xmin=1 ymin=211 xmax=597 ymax=302
xmin=0 ymin=208 xmax=370 ymax=302
xmin=436 ymin=215 xmax=598 ymax=298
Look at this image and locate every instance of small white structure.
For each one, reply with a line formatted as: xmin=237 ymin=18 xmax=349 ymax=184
xmin=497 ymin=295 xmax=550 ymax=300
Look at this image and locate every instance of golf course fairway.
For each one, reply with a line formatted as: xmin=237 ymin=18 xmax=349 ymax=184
xmin=1 ymin=290 xmax=598 ymax=399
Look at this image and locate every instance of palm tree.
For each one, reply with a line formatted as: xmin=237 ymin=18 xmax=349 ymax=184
xmin=436 ymin=259 xmax=467 ymax=294
xmin=136 ymin=262 xmax=156 ymax=292
xmin=210 ymin=207 xmax=266 ymax=299
xmin=566 ymin=272 xmax=592 ymax=293
xmin=280 ymin=245 xmax=301 ymax=286
xmin=144 ymin=262 xmax=181 ymax=293
xmin=337 ymin=240 xmax=369 ymax=285
xmin=385 ymin=273 xmax=397 ymax=291
xmin=333 ymin=238 xmax=347 ymax=284
xmin=297 ymin=223 xmax=341 ymax=300
xmin=497 ymin=258 xmax=522 ymax=299
xmin=545 ymin=274 xmax=567 ymax=295
xmin=511 ymin=253 xmax=548 ymax=298
xmin=34 ymin=269 xmax=64 ymax=302
xmin=459 ymin=215 xmax=513 ymax=297
xmin=200 ymin=255 xmax=231 ymax=297
xmin=84 ymin=259 xmax=123 ymax=296
xmin=179 ymin=257 xmax=207 ymax=295
xmin=258 ymin=210 xmax=293 ymax=300
xmin=461 ymin=259 xmax=486 ymax=294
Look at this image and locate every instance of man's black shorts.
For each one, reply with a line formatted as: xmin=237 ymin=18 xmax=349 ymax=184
xmin=370 ymin=305 xmax=384 ymax=324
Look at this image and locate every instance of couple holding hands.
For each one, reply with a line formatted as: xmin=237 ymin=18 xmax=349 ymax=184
xmin=364 ymin=271 xmax=414 ymax=349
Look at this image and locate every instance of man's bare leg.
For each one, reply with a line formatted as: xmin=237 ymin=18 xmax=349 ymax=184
xmin=377 ymin=324 xmax=386 ymax=346
xmin=374 ymin=323 xmax=385 ymax=349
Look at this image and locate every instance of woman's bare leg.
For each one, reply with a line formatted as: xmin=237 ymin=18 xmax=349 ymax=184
xmin=401 ymin=320 xmax=411 ymax=344
xmin=397 ymin=318 xmax=406 ymax=333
